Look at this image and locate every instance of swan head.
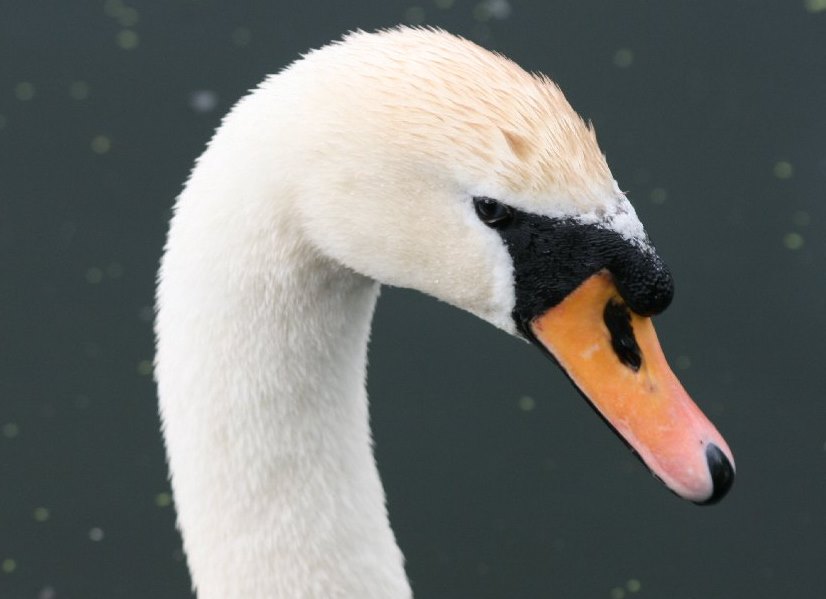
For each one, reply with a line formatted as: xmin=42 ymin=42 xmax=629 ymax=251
xmin=268 ymin=27 xmax=733 ymax=503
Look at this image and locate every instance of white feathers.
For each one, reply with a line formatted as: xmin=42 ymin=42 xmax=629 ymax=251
xmin=156 ymin=27 xmax=648 ymax=598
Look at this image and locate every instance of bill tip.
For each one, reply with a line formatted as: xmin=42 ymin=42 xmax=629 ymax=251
xmin=694 ymin=443 xmax=735 ymax=505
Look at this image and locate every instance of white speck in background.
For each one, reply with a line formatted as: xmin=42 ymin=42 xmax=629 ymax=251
xmin=805 ymin=0 xmax=826 ymax=14
xmin=485 ymin=0 xmax=512 ymax=19
xmin=33 ymin=507 xmax=50 ymax=522
xmin=88 ymin=527 xmax=105 ymax=542
xmin=90 ymin=135 xmax=111 ymax=154
xmin=613 ymin=48 xmax=634 ymax=68
xmin=116 ymin=29 xmax=139 ymax=50
xmin=14 ymin=82 xmax=35 ymax=101
xmin=1 ymin=558 xmax=17 ymax=573
xmin=155 ymin=492 xmax=172 ymax=507
xmin=38 ymin=586 xmax=57 ymax=599
xmin=189 ymin=90 xmax=218 ymax=114
xmin=137 ymin=359 xmax=153 ymax=376
xmin=773 ymin=160 xmax=793 ymax=179
xmin=783 ymin=232 xmax=804 ymax=250
xmin=517 ymin=396 xmax=535 ymax=412
xmin=2 ymin=423 xmax=19 ymax=439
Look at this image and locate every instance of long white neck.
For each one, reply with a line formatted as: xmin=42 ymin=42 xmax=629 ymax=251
xmin=155 ymin=88 xmax=411 ymax=598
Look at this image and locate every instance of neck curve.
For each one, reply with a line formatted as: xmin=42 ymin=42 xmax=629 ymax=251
xmin=155 ymin=87 xmax=411 ymax=598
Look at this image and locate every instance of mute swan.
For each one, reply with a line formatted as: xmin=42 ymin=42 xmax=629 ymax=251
xmin=155 ymin=27 xmax=734 ymax=598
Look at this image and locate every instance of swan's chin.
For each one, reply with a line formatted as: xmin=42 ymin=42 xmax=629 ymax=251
xmin=529 ymin=271 xmax=735 ymax=504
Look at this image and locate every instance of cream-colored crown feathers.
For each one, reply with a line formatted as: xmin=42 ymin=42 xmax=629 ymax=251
xmin=290 ymin=27 xmax=621 ymax=217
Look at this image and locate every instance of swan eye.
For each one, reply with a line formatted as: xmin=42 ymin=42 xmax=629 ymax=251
xmin=473 ymin=197 xmax=514 ymax=228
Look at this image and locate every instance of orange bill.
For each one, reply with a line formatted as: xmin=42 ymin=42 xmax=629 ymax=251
xmin=531 ymin=270 xmax=734 ymax=504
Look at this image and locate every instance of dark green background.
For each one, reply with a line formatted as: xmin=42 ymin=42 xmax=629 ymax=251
xmin=2 ymin=1 xmax=824 ymax=597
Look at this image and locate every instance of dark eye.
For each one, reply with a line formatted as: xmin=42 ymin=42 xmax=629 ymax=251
xmin=473 ymin=197 xmax=513 ymax=228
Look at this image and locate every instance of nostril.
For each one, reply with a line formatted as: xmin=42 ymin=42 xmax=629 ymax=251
xmin=603 ymin=299 xmax=642 ymax=371
xmin=695 ymin=444 xmax=735 ymax=505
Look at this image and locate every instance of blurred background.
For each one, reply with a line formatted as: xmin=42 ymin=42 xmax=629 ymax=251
xmin=1 ymin=1 xmax=824 ymax=597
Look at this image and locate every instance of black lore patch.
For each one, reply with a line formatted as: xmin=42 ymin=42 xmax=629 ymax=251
xmin=482 ymin=205 xmax=674 ymax=336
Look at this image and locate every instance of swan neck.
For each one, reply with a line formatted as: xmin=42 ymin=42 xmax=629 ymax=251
xmin=155 ymin=105 xmax=410 ymax=597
